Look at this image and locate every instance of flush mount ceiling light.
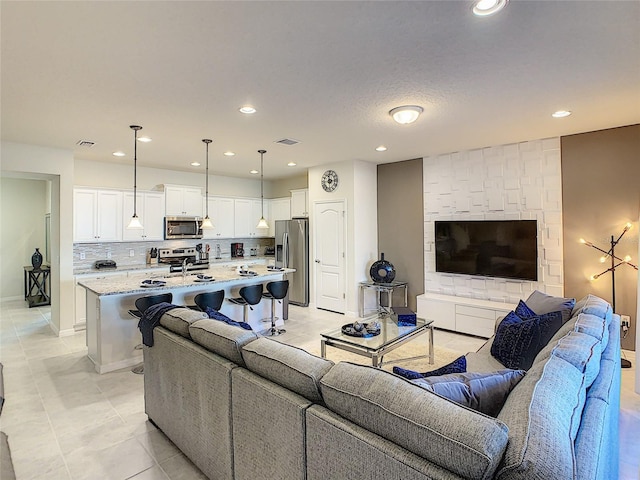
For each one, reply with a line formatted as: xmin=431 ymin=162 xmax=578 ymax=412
xmin=250 ymin=169 xmax=259 ymax=174
xmin=127 ymin=125 xmax=144 ymax=230
xmin=287 ymin=161 xmax=297 ymax=167
xmin=239 ymin=105 xmax=256 ymax=114
xmin=190 ymin=162 xmax=200 ymax=166
xmin=224 ymin=151 xmax=235 ymax=156
xmin=200 ymin=139 xmax=214 ymax=230
xmin=112 ymin=151 xmax=126 ymax=157
xmin=389 ymin=105 xmax=423 ymax=124
xmin=137 ymin=136 xmax=152 ymax=143
xmin=473 ymin=0 xmax=508 ymax=16
xmin=256 ymin=149 xmax=269 ymax=229
xmin=376 ymin=145 xmax=387 ymax=152
xmin=552 ymin=110 xmax=572 ymax=118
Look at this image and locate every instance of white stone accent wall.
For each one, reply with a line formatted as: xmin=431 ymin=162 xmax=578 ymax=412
xmin=423 ymin=137 xmax=564 ymax=303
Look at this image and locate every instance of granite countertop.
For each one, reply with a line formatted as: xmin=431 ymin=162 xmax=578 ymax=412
xmin=77 ymin=264 xmax=292 ymax=296
xmin=74 ymin=256 xmax=275 ymax=276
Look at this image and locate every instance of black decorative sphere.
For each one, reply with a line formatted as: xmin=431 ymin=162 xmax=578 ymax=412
xmin=369 ymin=253 xmax=396 ymax=283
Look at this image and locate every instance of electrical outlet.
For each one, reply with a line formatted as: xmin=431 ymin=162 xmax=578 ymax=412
xmin=80 ymin=252 xmax=85 ymax=260
xmin=621 ymin=315 xmax=631 ymax=328
xmin=129 ymin=249 xmax=135 ymax=257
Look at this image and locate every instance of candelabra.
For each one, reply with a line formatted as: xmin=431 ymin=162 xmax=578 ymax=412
xmin=580 ymin=223 xmax=638 ymax=368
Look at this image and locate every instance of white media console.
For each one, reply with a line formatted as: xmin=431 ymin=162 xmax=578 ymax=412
xmin=417 ymin=293 xmax=517 ymax=338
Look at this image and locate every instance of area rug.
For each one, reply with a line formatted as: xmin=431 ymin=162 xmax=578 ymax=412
xmin=304 ymin=341 xmax=464 ymax=374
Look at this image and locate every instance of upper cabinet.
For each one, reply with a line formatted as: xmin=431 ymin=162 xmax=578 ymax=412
xmin=122 ymin=191 xmax=165 ymax=241
xmin=290 ymin=189 xmax=309 ymax=217
xmin=269 ymin=197 xmax=291 ymax=236
xmin=202 ymin=197 xmax=235 ymax=239
xmin=234 ymin=199 xmax=270 ymax=238
xmin=164 ymin=185 xmax=203 ymax=217
xmin=73 ymin=188 xmax=123 ymax=243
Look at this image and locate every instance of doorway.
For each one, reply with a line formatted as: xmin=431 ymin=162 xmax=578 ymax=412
xmin=313 ymin=200 xmax=346 ymax=313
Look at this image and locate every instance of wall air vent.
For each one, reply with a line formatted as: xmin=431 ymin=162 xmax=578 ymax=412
xmin=274 ymin=138 xmax=300 ymax=146
xmin=76 ymin=140 xmax=95 ymax=147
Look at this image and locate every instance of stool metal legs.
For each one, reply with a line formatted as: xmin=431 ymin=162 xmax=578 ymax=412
xmin=264 ymin=297 xmax=285 ymax=336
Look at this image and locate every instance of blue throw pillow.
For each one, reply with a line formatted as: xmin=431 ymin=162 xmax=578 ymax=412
xmin=515 ymin=299 xmax=537 ymax=319
xmin=205 ymin=307 xmax=253 ymax=331
xmin=393 ymin=355 xmax=466 ymax=380
xmin=490 ymin=310 xmax=563 ymax=370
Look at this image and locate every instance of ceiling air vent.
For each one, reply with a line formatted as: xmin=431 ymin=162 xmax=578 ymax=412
xmin=76 ymin=140 xmax=95 ymax=147
xmin=274 ymin=138 xmax=300 ymax=146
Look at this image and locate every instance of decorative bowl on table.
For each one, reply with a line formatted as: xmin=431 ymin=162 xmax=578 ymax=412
xmin=341 ymin=321 xmax=381 ymax=338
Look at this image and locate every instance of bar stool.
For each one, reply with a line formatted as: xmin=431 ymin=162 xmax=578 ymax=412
xmin=194 ymin=290 xmax=225 ymax=312
xmin=227 ymin=284 xmax=263 ymax=323
xmin=262 ymin=280 xmax=288 ymax=336
xmin=128 ymin=292 xmax=173 ymax=374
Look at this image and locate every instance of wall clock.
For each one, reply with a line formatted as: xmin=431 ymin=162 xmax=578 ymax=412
xmin=321 ymin=169 xmax=339 ymax=192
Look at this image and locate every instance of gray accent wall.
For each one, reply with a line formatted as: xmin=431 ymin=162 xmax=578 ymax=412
xmin=377 ymin=159 xmax=424 ymax=311
xmin=561 ymin=124 xmax=640 ymax=351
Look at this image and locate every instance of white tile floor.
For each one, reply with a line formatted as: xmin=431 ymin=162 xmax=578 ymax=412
xmin=0 ymin=300 xmax=638 ymax=479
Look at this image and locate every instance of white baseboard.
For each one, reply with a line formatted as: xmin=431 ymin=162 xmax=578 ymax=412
xmin=0 ymin=295 xmax=24 ymax=303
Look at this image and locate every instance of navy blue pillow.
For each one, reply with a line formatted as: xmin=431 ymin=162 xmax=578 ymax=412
xmin=205 ymin=307 xmax=253 ymax=331
xmin=515 ymin=299 xmax=537 ymax=319
xmin=393 ymin=355 xmax=466 ymax=380
xmin=490 ymin=310 xmax=562 ymax=370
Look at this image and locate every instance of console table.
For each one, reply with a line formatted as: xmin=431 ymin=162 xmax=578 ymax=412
xmin=23 ymin=265 xmax=51 ymax=308
xmin=358 ymin=280 xmax=408 ymax=317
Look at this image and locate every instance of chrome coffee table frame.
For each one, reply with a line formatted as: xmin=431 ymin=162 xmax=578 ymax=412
xmin=320 ymin=315 xmax=434 ymax=368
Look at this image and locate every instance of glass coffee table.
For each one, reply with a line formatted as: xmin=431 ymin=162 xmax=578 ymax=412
xmin=320 ymin=314 xmax=434 ymax=368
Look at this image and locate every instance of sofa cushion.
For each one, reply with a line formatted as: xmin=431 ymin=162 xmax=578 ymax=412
xmin=159 ymin=307 xmax=207 ymax=339
xmin=490 ymin=310 xmax=562 ymax=370
xmin=411 ymin=369 xmax=525 ymax=417
xmin=392 ymin=355 xmax=466 ymax=380
xmin=496 ymin=353 xmax=590 ymax=479
xmin=241 ymin=338 xmax=334 ymax=403
xmin=320 ymin=362 xmax=509 ymax=479
xmin=525 ymin=290 xmax=576 ymax=323
xmin=572 ymin=294 xmax=612 ymax=324
xmin=189 ymin=319 xmax=258 ymax=366
xmin=536 ymin=312 xmax=609 ymax=363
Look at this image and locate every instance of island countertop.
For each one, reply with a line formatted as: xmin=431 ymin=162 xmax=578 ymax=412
xmin=78 ymin=264 xmax=293 ymax=296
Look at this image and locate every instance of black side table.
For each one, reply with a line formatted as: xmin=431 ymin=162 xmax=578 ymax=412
xmin=23 ymin=265 xmax=51 ymax=308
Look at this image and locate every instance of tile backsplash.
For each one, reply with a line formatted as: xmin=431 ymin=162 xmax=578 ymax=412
xmin=74 ymin=238 xmax=275 ymax=270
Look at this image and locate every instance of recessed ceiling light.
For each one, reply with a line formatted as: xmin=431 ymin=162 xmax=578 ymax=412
xmin=191 ymin=162 xmax=201 ymax=166
xmin=389 ymin=105 xmax=423 ymax=124
xmin=473 ymin=0 xmax=508 ymax=16
xmin=376 ymin=145 xmax=387 ymax=152
xmin=223 ymin=151 xmax=235 ymax=156
xmin=112 ymin=151 xmax=126 ymax=157
xmin=239 ymin=105 xmax=256 ymax=114
xmin=552 ymin=110 xmax=572 ymax=118
xmin=250 ymin=169 xmax=259 ymax=174
xmin=287 ymin=162 xmax=297 ymax=167
xmin=137 ymin=136 xmax=152 ymax=143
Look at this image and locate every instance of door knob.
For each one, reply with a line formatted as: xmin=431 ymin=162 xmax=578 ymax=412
xmin=315 ymin=259 xmax=320 ymax=263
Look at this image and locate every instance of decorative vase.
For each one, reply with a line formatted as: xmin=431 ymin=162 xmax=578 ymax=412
xmin=31 ymin=248 xmax=43 ymax=269
xmin=369 ymin=253 xmax=396 ymax=284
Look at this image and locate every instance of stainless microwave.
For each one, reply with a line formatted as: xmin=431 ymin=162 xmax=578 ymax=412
xmin=164 ymin=217 xmax=203 ymax=240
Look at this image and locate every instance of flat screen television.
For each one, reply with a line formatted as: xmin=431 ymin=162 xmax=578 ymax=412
xmin=435 ymin=220 xmax=538 ymax=281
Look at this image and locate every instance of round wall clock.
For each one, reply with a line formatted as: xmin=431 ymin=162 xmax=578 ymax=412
xmin=321 ymin=169 xmax=339 ymax=192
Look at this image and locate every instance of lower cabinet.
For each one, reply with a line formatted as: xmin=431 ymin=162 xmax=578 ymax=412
xmin=417 ymin=293 xmax=516 ymax=338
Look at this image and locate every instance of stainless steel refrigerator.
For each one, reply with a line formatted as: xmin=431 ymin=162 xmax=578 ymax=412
xmin=275 ymin=218 xmax=309 ymax=306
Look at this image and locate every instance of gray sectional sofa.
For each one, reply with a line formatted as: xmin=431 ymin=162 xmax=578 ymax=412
xmin=143 ymin=294 xmax=620 ymax=480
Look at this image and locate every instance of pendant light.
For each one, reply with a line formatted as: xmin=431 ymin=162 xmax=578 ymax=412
xmin=256 ymin=149 xmax=269 ymax=229
xmin=126 ymin=125 xmax=144 ymax=229
xmin=200 ymin=138 xmax=214 ymax=229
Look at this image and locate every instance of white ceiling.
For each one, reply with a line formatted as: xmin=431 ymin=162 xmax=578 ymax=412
xmin=1 ymin=1 xmax=639 ymax=181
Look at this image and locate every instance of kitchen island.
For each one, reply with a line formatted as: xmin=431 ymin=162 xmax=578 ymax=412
xmin=78 ymin=264 xmax=292 ymax=373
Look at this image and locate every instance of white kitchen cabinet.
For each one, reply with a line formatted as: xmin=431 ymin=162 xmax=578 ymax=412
xmin=290 ymin=188 xmax=308 ymax=217
xmin=269 ymin=197 xmax=291 ymax=236
xmin=122 ymin=191 xmax=165 ymax=241
xmin=203 ymin=197 xmax=235 ymax=239
xmin=164 ymin=185 xmax=203 ymax=216
xmin=233 ymin=199 xmax=252 ymax=237
xmin=73 ymin=188 xmax=123 ymax=242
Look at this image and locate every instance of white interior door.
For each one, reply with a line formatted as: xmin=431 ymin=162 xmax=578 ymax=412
xmin=314 ymin=200 xmax=346 ymax=313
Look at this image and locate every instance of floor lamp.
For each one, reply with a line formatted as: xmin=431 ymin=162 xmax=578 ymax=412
xmin=581 ymin=223 xmax=638 ymax=368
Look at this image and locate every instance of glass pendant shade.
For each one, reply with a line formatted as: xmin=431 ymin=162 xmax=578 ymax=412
xmin=126 ymin=125 xmax=144 ymax=230
xmin=201 ymin=138 xmax=214 ymax=229
xmin=256 ymin=149 xmax=269 ymax=229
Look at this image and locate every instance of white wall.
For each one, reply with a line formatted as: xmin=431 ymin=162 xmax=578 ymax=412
xmin=423 ymin=138 xmax=564 ymax=304
xmin=1 ymin=142 xmax=75 ymax=335
xmin=0 ymin=178 xmax=47 ymax=298
xmin=308 ymin=160 xmax=377 ymax=315
xmin=74 ymin=159 xmax=272 ymax=198
xmin=637 ymin=210 xmax=639 ymax=394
